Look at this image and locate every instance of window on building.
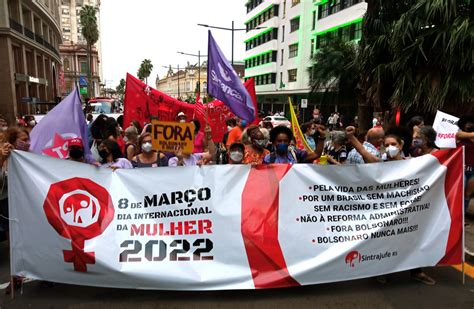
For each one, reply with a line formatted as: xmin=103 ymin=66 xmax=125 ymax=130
xmin=312 ymin=11 xmax=317 ymax=30
xmin=280 ymin=49 xmax=284 ymax=65
xmin=291 ymin=0 xmax=300 ymax=6
xmin=289 ymin=43 xmax=298 ymax=58
xmin=80 ymin=60 xmax=87 ymax=73
xmin=12 ymin=45 xmax=23 ymax=74
xmin=288 ymin=69 xmax=297 ymax=82
xmin=62 ymin=17 xmax=69 ymax=24
xmin=290 ymin=17 xmax=300 ymax=32
xmin=64 ymin=58 xmax=71 ymax=71
xmin=282 ymin=25 xmax=285 ymax=42
xmin=310 ymin=38 xmax=315 ymax=58
xmin=280 ymin=72 xmax=283 ymax=87
xmin=283 ymin=0 xmax=286 ymax=18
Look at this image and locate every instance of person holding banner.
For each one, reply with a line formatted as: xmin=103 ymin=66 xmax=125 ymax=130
xmin=380 ymin=132 xmax=436 ymax=285
xmin=456 ymin=115 xmax=474 ymax=213
xmin=243 ymin=126 xmax=270 ymax=165
xmin=131 ymin=133 xmax=168 ymax=168
xmin=411 ymin=126 xmax=439 ymax=157
xmin=263 ymin=126 xmax=320 ymax=164
xmin=169 ymin=124 xmax=216 ymax=167
xmin=98 ymin=140 xmax=133 ymax=169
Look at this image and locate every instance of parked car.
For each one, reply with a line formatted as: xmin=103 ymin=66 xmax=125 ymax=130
xmin=259 ymin=115 xmax=291 ymax=128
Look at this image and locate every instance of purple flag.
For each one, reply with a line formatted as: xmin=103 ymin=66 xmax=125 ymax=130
xmin=30 ymin=88 xmax=93 ymax=161
xmin=207 ymin=31 xmax=255 ymax=122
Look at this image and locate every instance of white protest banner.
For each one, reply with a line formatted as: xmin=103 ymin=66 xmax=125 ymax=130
xmin=433 ymin=110 xmax=459 ymax=148
xmin=9 ymin=149 xmax=463 ymax=290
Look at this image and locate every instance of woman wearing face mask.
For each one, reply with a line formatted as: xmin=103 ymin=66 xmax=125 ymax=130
xmin=131 ymin=133 xmax=168 ymax=168
xmin=243 ymin=126 xmax=269 ymax=165
xmin=378 ymin=133 xmax=436 ymax=286
xmin=98 ymin=139 xmax=133 ymax=169
xmin=383 ymin=135 xmax=405 ymax=161
xmin=6 ymin=127 xmax=30 ymax=152
xmin=1 ymin=128 xmax=31 ymax=293
xmin=23 ymin=115 xmax=36 ymax=134
xmin=263 ymin=126 xmax=320 ymax=164
xmin=169 ymin=124 xmax=216 ymax=166
xmin=228 ymin=142 xmax=245 ymax=164
xmin=301 ymin=122 xmax=316 ymax=151
xmin=411 ymin=126 xmax=439 ymax=157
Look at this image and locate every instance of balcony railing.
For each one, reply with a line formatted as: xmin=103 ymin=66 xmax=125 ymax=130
xmin=24 ymin=27 xmax=35 ymax=40
xmin=35 ymin=33 xmax=44 ymax=45
xmin=9 ymin=18 xmax=60 ymax=57
xmin=9 ymin=18 xmax=23 ymax=33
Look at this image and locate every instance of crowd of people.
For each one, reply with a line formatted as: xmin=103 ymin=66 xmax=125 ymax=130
xmin=0 ymin=109 xmax=473 ymax=291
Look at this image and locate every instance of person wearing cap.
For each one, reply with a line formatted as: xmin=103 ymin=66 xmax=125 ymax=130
xmin=177 ymin=112 xmax=187 ymax=123
xmin=67 ymin=138 xmax=85 ymax=163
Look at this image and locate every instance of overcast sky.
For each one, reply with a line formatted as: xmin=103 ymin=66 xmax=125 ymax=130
xmin=100 ymin=0 xmax=247 ymax=89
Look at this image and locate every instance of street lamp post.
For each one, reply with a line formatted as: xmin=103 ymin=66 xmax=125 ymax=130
xmin=197 ymin=21 xmax=265 ymax=65
xmin=177 ymin=51 xmax=207 ymax=94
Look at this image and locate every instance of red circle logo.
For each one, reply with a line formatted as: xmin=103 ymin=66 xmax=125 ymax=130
xmin=43 ymin=177 xmax=115 ymax=272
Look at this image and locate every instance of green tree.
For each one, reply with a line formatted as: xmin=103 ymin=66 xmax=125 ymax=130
xmin=116 ymin=78 xmax=125 ymax=101
xmin=357 ymin=0 xmax=472 ymax=129
xmin=137 ymin=59 xmax=153 ymax=84
xmin=79 ymin=5 xmax=99 ymax=98
xmin=308 ymin=40 xmax=359 ymax=113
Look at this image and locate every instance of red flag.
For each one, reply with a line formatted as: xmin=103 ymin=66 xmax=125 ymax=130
xmin=194 ymin=92 xmax=206 ymax=119
xmin=244 ymin=78 xmax=259 ymax=125
xmin=123 ymin=73 xmax=195 ymax=127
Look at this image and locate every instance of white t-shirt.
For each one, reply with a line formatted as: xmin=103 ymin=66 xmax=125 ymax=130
xmin=101 ymin=158 xmax=133 ymax=169
xmin=168 ymin=153 xmax=205 ymax=166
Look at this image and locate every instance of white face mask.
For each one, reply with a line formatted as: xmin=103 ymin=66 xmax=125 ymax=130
xmin=141 ymin=142 xmax=153 ymax=153
xmin=386 ymin=145 xmax=400 ymax=158
xmin=179 ymin=119 xmax=186 ymax=123
xmin=230 ymin=151 xmax=243 ymax=162
xmin=310 ymin=129 xmax=316 ymax=135
xmin=28 ymin=120 xmax=36 ymax=127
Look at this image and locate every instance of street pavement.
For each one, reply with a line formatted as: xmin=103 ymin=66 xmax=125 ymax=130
xmin=1 ymin=213 xmax=473 ymax=308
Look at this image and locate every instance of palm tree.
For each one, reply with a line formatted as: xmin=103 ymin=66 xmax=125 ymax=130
xmin=388 ymin=0 xmax=472 ymax=113
xmin=79 ymin=5 xmax=99 ymax=98
xmin=116 ymin=78 xmax=125 ymax=101
xmin=308 ymin=40 xmax=359 ymax=114
xmin=358 ymin=0 xmax=472 ymax=129
xmin=137 ymin=59 xmax=153 ymax=85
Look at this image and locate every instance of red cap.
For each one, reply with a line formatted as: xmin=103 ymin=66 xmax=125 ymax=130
xmin=68 ymin=138 xmax=83 ymax=148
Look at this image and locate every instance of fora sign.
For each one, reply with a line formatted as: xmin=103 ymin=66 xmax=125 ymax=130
xmin=152 ymin=120 xmax=195 ymax=154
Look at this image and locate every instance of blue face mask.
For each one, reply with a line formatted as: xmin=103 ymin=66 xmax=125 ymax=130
xmin=241 ymin=120 xmax=247 ymax=127
xmin=276 ymin=143 xmax=289 ymax=154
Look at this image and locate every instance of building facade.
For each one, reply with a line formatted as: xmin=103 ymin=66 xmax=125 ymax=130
xmin=59 ymin=0 xmax=102 ymax=97
xmin=244 ymin=0 xmax=366 ymax=116
xmin=155 ymin=62 xmax=245 ymax=102
xmin=0 ymin=0 xmax=62 ymax=121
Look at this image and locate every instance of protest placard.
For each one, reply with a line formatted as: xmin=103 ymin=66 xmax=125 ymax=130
xmin=151 ymin=120 xmax=195 ymax=154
